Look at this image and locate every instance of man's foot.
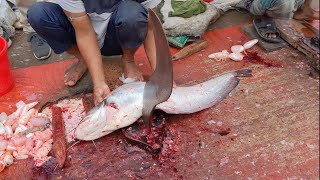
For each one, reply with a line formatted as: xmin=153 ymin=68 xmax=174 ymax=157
xmin=64 ymin=60 xmax=88 ymax=86
xmin=253 ymin=18 xmax=281 ymax=43
xmin=27 ymin=32 xmax=52 ymax=60
xmin=266 ymin=32 xmax=277 ymax=39
xmin=122 ymin=60 xmax=144 ymax=81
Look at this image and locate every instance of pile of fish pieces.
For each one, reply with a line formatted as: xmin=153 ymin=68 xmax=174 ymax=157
xmin=41 ymin=98 xmax=86 ymax=143
xmin=208 ymin=39 xmax=259 ymax=61
xmin=0 ymin=101 xmax=53 ymax=172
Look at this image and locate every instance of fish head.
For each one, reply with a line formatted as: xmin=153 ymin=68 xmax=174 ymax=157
xmin=75 ymin=82 xmax=146 ymax=141
xmin=74 ymin=100 xmax=120 ymax=141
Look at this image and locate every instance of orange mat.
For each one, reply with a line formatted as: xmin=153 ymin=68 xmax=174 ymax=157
xmin=0 ymin=24 xmax=250 ymax=115
xmin=0 ymin=60 xmax=76 ymax=114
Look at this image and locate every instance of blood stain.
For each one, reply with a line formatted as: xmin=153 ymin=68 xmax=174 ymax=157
xmin=173 ymin=167 xmax=178 ymax=173
xmin=244 ymin=52 xmax=283 ymax=68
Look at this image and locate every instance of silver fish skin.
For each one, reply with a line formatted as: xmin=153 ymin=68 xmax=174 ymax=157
xmin=75 ymin=69 xmax=252 ymax=141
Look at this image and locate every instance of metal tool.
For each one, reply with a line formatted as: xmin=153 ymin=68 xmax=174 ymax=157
xmin=123 ymin=9 xmax=173 ymax=155
xmin=142 ymin=9 xmax=173 ymax=131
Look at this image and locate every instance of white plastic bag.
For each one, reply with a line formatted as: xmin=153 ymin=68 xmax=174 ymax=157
xmin=160 ymin=0 xmax=223 ymax=37
xmin=211 ymin=0 xmax=242 ymax=12
xmin=0 ymin=0 xmax=17 ymax=39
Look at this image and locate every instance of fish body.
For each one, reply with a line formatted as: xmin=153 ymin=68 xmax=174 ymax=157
xmin=75 ymin=69 xmax=252 ymax=141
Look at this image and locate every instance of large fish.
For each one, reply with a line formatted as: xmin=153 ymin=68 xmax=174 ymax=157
xmin=75 ymin=69 xmax=252 ymax=140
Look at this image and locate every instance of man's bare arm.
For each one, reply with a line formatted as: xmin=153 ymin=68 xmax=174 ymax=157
xmin=63 ymin=11 xmax=110 ymax=104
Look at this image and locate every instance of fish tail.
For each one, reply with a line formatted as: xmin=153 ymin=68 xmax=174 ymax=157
xmin=234 ymin=69 xmax=252 ymax=77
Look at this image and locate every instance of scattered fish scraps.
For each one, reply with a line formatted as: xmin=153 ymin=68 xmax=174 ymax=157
xmin=41 ymin=98 xmax=86 ymax=143
xmin=0 ymin=101 xmax=53 ymax=172
xmin=229 ymin=52 xmax=244 ymax=61
xmin=208 ymin=50 xmax=230 ymax=61
xmin=243 ymin=39 xmax=259 ymax=49
xmin=0 ymin=98 xmax=87 ymax=172
xmin=231 ymin=45 xmax=245 ymax=53
xmin=208 ymin=39 xmax=259 ymax=62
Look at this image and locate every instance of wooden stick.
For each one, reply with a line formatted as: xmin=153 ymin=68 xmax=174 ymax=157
xmin=172 ymin=39 xmax=208 ymax=61
xmin=51 ymin=106 xmax=67 ymax=168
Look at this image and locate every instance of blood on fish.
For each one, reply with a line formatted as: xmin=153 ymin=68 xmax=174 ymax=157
xmin=82 ymin=97 xmax=89 ymax=113
xmin=108 ymin=103 xmax=119 ymax=110
xmin=61 ymin=108 xmax=68 ymax=113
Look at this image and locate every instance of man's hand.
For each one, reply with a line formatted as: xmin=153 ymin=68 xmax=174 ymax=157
xmin=63 ymin=10 xmax=107 ymax=105
xmin=93 ymin=83 xmax=111 ymax=106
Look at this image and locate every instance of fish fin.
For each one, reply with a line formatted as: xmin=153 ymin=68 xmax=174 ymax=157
xmin=234 ymin=69 xmax=252 ymax=77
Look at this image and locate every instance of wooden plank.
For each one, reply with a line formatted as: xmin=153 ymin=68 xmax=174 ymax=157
xmin=275 ymin=19 xmax=319 ymax=60
xmin=172 ymin=40 xmax=208 ymax=61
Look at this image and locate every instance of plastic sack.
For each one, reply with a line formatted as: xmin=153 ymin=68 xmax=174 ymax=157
xmin=0 ymin=0 xmax=17 ymax=40
xmin=211 ymin=0 xmax=242 ymax=12
xmin=160 ymin=0 xmax=223 ymax=37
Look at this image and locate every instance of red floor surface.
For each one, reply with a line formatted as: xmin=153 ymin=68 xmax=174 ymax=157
xmin=0 ymin=59 xmax=76 ymax=113
xmin=0 ymin=24 xmax=319 ymax=179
